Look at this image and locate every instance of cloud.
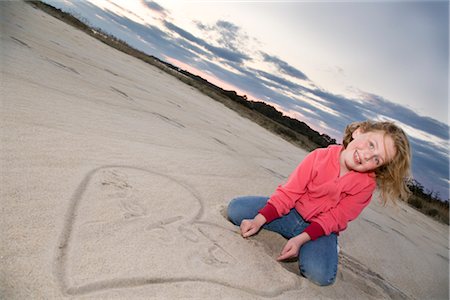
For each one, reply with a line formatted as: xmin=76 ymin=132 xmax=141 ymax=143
xmin=252 ymin=68 xmax=304 ymax=91
xmin=172 ymin=37 xmax=212 ymax=60
xmin=140 ymin=0 xmax=167 ymax=16
xmin=163 ymin=20 xmax=250 ymax=64
xmin=358 ymin=93 xmax=449 ymax=140
xmin=261 ymin=52 xmax=309 ymax=81
xmin=408 ymin=136 xmax=449 ymax=197
xmin=195 ymin=19 xmax=249 ymax=53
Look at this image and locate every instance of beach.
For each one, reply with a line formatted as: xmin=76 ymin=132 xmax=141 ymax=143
xmin=1 ymin=2 xmax=448 ymax=299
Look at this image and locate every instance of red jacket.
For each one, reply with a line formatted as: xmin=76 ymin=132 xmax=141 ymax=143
xmin=259 ymin=145 xmax=376 ymax=240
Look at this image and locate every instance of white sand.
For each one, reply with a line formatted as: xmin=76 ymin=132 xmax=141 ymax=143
xmin=1 ymin=2 xmax=448 ymax=299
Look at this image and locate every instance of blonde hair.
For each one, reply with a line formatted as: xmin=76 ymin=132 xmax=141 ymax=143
xmin=342 ymin=120 xmax=412 ymax=205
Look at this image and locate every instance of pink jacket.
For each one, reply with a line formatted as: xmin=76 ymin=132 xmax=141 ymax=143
xmin=261 ymin=145 xmax=376 ymax=237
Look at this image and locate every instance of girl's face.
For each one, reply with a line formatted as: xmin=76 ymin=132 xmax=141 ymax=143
xmin=340 ymin=128 xmax=396 ymax=174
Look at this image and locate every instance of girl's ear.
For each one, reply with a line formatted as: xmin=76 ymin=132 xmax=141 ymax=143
xmin=352 ymin=127 xmax=363 ymax=139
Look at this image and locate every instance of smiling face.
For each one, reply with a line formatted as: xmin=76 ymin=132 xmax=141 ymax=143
xmin=340 ymin=128 xmax=397 ymax=176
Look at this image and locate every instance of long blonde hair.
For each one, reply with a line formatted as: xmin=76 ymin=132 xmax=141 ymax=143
xmin=342 ymin=120 xmax=412 ymax=204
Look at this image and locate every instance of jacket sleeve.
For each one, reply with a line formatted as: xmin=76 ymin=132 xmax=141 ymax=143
xmin=266 ymin=150 xmax=318 ymax=217
xmin=303 ymin=222 xmax=325 ymax=240
xmin=309 ymin=181 xmax=376 ymax=235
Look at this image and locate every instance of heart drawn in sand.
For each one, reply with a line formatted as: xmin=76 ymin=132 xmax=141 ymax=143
xmin=54 ymin=166 xmax=299 ymax=296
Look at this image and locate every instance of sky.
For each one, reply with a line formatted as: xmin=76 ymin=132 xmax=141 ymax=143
xmin=43 ymin=0 xmax=449 ymax=200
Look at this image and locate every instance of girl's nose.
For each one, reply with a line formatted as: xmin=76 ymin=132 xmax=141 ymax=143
xmin=363 ymin=151 xmax=374 ymax=162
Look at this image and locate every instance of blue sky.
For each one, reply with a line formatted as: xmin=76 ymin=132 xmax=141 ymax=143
xmin=43 ymin=0 xmax=449 ymax=200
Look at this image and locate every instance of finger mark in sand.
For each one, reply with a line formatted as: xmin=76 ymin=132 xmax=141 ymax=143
xmin=10 ymin=36 xmax=31 ymax=48
xmin=146 ymin=227 xmax=175 ymax=244
xmin=145 ymin=216 xmax=183 ymax=230
xmin=178 ymin=226 xmax=200 ymax=243
xmin=205 ymin=244 xmax=237 ymax=267
xmin=361 ymin=217 xmax=389 ymax=233
xmin=436 ymin=253 xmax=449 ymax=262
xmin=258 ymin=165 xmax=286 ymax=180
xmin=43 ymin=57 xmax=80 ymax=75
xmin=110 ymin=86 xmax=131 ymax=100
xmin=105 ymin=69 xmax=119 ymax=76
xmin=150 ymin=112 xmax=186 ymax=129
xmin=212 ymin=137 xmax=236 ymax=153
xmin=389 ymin=228 xmax=417 ymax=246
xmin=120 ymin=199 xmax=147 ymax=219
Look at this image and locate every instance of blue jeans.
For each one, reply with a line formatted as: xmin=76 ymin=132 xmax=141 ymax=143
xmin=227 ymin=196 xmax=338 ymax=286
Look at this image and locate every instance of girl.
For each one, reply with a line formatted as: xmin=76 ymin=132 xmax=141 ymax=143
xmin=227 ymin=120 xmax=411 ymax=286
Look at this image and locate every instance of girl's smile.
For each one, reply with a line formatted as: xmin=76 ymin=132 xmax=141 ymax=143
xmin=354 ymin=151 xmax=361 ymax=165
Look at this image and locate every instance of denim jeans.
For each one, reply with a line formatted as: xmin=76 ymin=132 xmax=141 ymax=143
xmin=227 ymin=196 xmax=338 ymax=286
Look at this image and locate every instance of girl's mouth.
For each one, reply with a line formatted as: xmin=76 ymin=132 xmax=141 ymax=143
xmin=354 ymin=151 xmax=361 ymax=164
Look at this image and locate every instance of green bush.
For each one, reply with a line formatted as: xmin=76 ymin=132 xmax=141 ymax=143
xmin=426 ymin=208 xmax=439 ymax=217
xmin=408 ymin=197 xmax=423 ymax=209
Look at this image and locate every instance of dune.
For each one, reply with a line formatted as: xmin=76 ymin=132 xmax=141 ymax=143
xmin=1 ymin=1 xmax=448 ymax=299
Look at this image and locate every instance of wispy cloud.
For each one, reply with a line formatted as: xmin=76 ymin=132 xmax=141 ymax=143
xmin=163 ymin=20 xmax=250 ymax=64
xmin=195 ymin=19 xmax=250 ymax=53
xmin=261 ymin=53 xmax=309 ymax=81
xmin=140 ymin=0 xmax=167 ymax=17
xmin=251 ymin=68 xmax=305 ymax=91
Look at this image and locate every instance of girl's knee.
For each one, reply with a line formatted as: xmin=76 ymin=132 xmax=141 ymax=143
xmin=299 ymin=261 xmax=337 ymax=286
xmin=226 ymin=196 xmax=268 ymax=226
xmin=226 ymin=197 xmax=242 ymax=225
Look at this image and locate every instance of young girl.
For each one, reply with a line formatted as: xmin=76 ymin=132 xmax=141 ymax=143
xmin=227 ymin=120 xmax=411 ymax=286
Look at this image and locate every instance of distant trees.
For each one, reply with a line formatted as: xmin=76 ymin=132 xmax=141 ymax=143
xmin=407 ymin=179 xmax=448 ymax=204
xmin=406 ymin=178 xmax=448 ymax=224
xmin=206 ymin=90 xmax=337 ymax=148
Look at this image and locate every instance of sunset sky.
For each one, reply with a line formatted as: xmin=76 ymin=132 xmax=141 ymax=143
xmin=43 ymin=0 xmax=449 ymax=200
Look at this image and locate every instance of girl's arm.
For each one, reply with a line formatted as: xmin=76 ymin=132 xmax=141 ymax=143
xmin=277 ymin=232 xmax=311 ymax=261
xmin=261 ymin=150 xmax=319 ymax=221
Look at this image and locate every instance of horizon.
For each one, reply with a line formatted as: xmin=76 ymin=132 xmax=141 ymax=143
xmin=42 ymin=0 xmax=449 ymax=200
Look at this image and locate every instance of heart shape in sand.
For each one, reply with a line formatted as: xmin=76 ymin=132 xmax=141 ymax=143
xmin=54 ymin=166 xmax=299 ymax=296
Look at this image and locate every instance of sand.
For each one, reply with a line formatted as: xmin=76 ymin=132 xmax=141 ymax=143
xmin=1 ymin=2 xmax=448 ymax=299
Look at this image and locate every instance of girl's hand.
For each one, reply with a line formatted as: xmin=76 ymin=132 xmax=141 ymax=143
xmin=277 ymin=232 xmax=311 ymax=261
xmin=240 ymin=214 xmax=266 ymax=238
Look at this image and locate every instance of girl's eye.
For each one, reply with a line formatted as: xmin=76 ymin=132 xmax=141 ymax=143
xmin=369 ymin=142 xmax=374 ymax=150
